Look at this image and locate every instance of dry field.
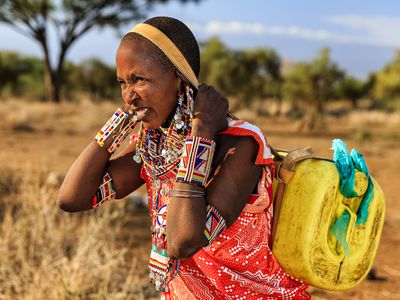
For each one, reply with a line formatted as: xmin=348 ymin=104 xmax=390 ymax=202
xmin=0 ymin=98 xmax=399 ymax=299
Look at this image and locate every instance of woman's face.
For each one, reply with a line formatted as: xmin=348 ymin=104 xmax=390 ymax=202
xmin=116 ymin=38 xmax=181 ymax=129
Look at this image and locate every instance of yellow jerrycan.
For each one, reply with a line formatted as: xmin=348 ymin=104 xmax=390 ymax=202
xmin=271 ymin=146 xmax=385 ymax=291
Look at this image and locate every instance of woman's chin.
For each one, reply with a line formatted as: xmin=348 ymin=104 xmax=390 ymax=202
xmin=140 ymin=112 xmax=173 ymax=130
xmin=141 ymin=120 xmax=162 ymax=130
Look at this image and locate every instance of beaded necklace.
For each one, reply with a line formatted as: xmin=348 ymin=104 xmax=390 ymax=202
xmin=133 ymin=85 xmax=194 ymax=291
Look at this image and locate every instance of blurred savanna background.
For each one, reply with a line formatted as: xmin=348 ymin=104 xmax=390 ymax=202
xmin=0 ymin=0 xmax=399 ymax=299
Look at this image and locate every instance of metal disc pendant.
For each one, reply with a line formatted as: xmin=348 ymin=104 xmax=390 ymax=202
xmin=175 ymin=121 xmax=183 ymax=129
xmin=133 ymin=154 xmax=141 ymax=163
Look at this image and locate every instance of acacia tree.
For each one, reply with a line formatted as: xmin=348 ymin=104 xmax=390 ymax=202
xmin=0 ymin=0 xmax=199 ymax=102
xmin=64 ymin=58 xmax=118 ymax=100
xmin=373 ymin=50 xmax=400 ymax=105
xmin=337 ymin=75 xmax=366 ymax=109
xmin=199 ymin=37 xmax=233 ymax=95
xmin=0 ymin=51 xmax=45 ymax=98
xmin=200 ymin=37 xmax=282 ymax=110
xmin=283 ymin=48 xmax=344 ymax=131
xmin=230 ymin=48 xmax=282 ymax=109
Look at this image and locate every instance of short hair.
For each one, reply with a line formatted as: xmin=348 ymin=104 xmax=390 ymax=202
xmin=122 ymin=16 xmax=200 ymax=78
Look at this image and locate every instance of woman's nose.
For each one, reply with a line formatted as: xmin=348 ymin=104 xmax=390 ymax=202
xmin=124 ymin=86 xmax=138 ymax=105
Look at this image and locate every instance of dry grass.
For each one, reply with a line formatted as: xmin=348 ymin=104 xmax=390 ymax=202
xmin=0 ymin=98 xmax=116 ymax=135
xmin=0 ymin=166 xmax=157 ymax=300
xmin=347 ymin=110 xmax=400 ymax=129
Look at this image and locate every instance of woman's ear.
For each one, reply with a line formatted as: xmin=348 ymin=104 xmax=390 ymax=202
xmin=175 ymin=70 xmax=189 ymax=84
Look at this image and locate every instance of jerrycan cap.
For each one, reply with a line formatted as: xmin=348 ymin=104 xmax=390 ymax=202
xmin=354 ymin=171 xmax=368 ymax=197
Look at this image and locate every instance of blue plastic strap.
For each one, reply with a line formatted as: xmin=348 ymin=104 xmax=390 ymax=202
xmin=330 ymin=139 xmax=375 ymax=256
xmin=350 ymin=149 xmax=375 ymax=225
xmin=332 ymin=139 xmax=359 ymax=198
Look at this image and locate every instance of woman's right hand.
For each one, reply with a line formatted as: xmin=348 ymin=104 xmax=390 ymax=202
xmin=191 ymin=84 xmax=229 ymax=140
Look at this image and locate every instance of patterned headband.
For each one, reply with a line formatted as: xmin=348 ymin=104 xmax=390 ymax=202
xmin=128 ymin=23 xmax=199 ymax=89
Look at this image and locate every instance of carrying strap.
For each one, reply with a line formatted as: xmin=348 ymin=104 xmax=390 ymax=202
xmin=270 ymin=146 xmax=315 ymax=249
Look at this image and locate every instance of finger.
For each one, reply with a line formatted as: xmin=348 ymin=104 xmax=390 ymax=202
xmin=199 ymin=83 xmax=211 ymax=92
xmin=223 ymin=98 xmax=229 ymax=110
xmin=207 ymin=85 xmax=215 ymax=91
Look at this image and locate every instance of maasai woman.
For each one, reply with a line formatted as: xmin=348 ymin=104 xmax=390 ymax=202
xmin=58 ymin=16 xmax=310 ymax=299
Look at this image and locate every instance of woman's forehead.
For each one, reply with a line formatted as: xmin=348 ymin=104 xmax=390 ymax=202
xmin=117 ymin=39 xmax=152 ymax=61
xmin=116 ymin=38 xmax=173 ymax=75
xmin=117 ymin=40 xmax=158 ymax=71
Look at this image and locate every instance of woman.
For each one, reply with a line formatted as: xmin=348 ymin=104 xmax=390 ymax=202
xmin=57 ymin=16 xmax=310 ymax=299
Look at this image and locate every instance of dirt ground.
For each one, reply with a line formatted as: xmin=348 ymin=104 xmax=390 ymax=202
xmin=1 ymin=99 xmax=399 ymax=299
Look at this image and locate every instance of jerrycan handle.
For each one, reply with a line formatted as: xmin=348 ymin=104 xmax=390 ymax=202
xmin=341 ymin=203 xmax=357 ymax=246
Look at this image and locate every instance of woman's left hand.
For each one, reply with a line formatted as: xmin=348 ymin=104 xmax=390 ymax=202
xmin=191 ymin=83 xmax=229 ymax=139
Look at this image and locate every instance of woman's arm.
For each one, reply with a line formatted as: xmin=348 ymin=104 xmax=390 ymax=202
xmin=167 ymin=134 xmax=262 ymax=259
xmin=57 ymin=124 xmax=144 ymax=212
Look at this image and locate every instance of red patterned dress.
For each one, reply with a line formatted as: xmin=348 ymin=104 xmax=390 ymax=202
xmin=140 ymin=120 xmax=310 ymax=299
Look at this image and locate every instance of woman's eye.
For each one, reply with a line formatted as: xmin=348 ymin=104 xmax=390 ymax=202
xmin=136 ymin=76 xmax=145 ymax=83
xmin=118 ymin=80 xmax=126 ymax=88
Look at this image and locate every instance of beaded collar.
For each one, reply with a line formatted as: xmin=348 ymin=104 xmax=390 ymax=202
xmin=133 ymin=86 xmax=193 ymax=181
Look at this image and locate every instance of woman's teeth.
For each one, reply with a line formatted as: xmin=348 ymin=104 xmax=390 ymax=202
xmin=136 ymin=108 xmax=149 ymax=120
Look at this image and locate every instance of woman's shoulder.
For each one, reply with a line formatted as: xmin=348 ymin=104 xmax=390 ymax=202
xmin=216 ymin=119 xmax=273 ymax=166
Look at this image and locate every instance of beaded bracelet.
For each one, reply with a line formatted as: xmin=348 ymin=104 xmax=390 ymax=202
xmin=92 ymin=172 xmax=117 ymax=208
xmin=95 ymin=108 xmax=136 ymax=154
xmin=204 ymin=204 xmax=226 ymax=244
xmin=176 ymin=136 xmax=216 ymax=187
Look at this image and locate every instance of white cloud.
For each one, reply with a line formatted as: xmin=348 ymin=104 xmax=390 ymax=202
xmin=189 ymin=21 xmax=333 ymax=40
xmin=325 ymin=15 xmax=400 ymax=48
xmin=189 ymin=21 xmax=264 ymax=35
xmin=188 ymin=17 xmax=400 ymax=48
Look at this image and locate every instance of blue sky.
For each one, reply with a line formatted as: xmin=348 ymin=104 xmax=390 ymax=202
xmin=1 ymin=0 xmax=400 ymax=78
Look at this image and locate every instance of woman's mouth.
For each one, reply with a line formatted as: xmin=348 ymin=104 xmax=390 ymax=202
xmin=135 ymin=107 xmax=151 ymax=121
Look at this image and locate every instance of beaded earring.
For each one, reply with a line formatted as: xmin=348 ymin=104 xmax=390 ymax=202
xmin=185 ymin=84 xmax=194 ymax=120
xmin=174 ymin=91 xmax=185 ymax=130
xmin=173 ymin=83 xmax=194 ymax=134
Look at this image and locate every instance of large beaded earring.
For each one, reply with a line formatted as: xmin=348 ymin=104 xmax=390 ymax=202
xmin=185 ymin=84 xmax=194 ymax=121
xmin=171 ymin=82 xmax=194 ymax=135
xmin=174 ymin=90 xmax=185 ymax=130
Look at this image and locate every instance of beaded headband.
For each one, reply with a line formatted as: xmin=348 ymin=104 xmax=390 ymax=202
xmin=128 ymin=23 xmax=199 ymax=89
